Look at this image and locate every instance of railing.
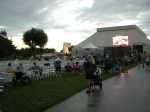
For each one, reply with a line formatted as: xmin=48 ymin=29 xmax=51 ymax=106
xmin=0 ymin=75 xmax=5 ymax=92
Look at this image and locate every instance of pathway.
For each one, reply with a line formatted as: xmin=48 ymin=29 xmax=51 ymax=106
xmin=45 ymin=67 xmax=150 ymax=112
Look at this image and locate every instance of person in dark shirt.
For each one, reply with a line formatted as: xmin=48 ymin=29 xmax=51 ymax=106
xmin=54 ymin=57 xmax=62 ymax=73
xmin=84 ymin=55 xmax=96 ymax=93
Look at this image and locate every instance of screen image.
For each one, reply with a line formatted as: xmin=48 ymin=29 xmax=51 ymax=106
xmin=113 ymin=36 xmax=128 ymax=46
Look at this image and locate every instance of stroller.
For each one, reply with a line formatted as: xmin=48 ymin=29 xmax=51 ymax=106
xmin=93 ymin=66 xmax=102 ymax=89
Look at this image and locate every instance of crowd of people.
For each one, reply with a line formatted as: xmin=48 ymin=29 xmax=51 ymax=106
xmin=83 ymin=51 xmax=150 ymax=93
xmin=1 ymin=51 xmax=150 ymax=90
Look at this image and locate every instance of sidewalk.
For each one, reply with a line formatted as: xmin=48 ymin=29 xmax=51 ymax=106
xmin=45 ymin=66 xmax=150 ymax=112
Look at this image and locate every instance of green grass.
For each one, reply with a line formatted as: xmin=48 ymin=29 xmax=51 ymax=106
xmin=0 ymin=73 xmax=87 ymax=112
xmin=0 ymin=64 xmax=136 ymax=112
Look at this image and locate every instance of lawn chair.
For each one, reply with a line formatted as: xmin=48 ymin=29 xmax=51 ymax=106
xmin=32 ymin=68 xmax=43 ymax=80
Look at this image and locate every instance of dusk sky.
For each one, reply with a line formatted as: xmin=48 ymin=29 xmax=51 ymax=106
xmin=0 ymin=0 xmax=150 ymax=51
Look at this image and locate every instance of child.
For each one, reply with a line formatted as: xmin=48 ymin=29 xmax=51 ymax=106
xmin=93 ymin=65 xmax=102 ymax=89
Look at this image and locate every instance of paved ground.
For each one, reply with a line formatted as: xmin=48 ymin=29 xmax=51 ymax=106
xmin=44 ymin=66 xmax=150 ymax=112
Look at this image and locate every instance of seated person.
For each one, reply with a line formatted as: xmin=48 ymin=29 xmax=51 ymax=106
xmin=65 ymin=62 xmax=73 ymax=72
xmin=15 ymin=64 xmax=24 ymax=80
xmin=29 ymin=62 xmax=43 ymax=76
xmin=6 ymin=63 xmax=16 ymax=75
xmin=73 ymin=62 xmax=80 ymax=72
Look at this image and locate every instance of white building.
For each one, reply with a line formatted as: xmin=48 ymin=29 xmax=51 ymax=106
xmin=63 ymin=42 xmax=71 ymax=54
xmin=72 ymin=25 xmax=150 ymax=56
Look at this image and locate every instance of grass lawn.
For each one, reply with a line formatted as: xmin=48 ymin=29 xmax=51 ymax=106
xmin=0 ymin=73 xmax=87 ymax=112
xmin=0 ymin=64 xmax=136 ymax=112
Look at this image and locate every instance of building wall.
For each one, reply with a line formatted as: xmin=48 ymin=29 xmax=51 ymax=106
xmin=63 ymin=43 xmax=71 ymax=54
xmin=72 ymin=47 xmax=104 ymax=56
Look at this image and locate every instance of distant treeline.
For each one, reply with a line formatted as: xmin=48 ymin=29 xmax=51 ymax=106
xmin=15 ymin=48 xmax=56 ymax=59
xmin=0 ymin=30 xmax=56 ymax=60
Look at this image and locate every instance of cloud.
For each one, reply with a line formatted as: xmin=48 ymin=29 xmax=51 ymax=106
xmin=0 ymin=0 xmax=150 ymax=51
xmin=79 ymin=0 xmax=150 ymax=34
xmin=0 ymin=0 xmax=58 ymax=32
xmin=36 ymin=7 xmax=49 ymax=15
xmin=0 ymin=25 xmax=7 ymax=29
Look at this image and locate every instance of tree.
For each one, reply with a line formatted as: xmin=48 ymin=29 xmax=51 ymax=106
xmin=0 ymin=30 xmax=7 ymax=37
xmin=0 ymin=30 xmax=16 ymax=58
xmin=23 ymin=28 xmax=48 ymax=56
xmin=23 ymin=28 xmax=48 ymax=48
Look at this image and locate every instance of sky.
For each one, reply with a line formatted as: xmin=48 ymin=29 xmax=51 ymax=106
xmin=0 ymin=0 xmax=150 ymax=51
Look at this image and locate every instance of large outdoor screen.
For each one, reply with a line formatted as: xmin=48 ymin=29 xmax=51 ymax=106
xmin=113 ymin=36 xmax=128 ymax=46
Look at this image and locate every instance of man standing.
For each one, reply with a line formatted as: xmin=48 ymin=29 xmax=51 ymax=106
xmin=54 ymin=57 xmax=62 ymax=76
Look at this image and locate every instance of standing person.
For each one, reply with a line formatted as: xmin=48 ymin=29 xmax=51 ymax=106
xmin=93 ymin=64 xmax=103 ymax=89
xmin=141 ymin=51 xmax=146 ymax=68
xmin=137 ymin=53 xmax=142 ymax=68
xmin=54 ymin=57 xmax=62 ymax=76
xmin=84 ymin=55 xmax=96 ymax=93
xmin=145 ymin=54 xmax=150 ymax=68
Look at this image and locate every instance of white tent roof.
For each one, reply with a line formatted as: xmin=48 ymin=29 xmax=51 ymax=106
xmin=82 ymin=43 xmax=98 ymax=48
xmin=77 ymin=25 xmax=150 ymax=48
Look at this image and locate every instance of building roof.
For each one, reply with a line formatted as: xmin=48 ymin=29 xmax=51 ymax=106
xmin=82 ymin=43 xmax=98 ymax=48
xmin=77 ymin=25 xmax=150 ymax=48
xmin=96 ymin=25 xmax=146 ymax=36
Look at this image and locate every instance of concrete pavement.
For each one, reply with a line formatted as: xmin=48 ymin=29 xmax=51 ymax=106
xmin=45 ymin=66 xmax=150 ymax=112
